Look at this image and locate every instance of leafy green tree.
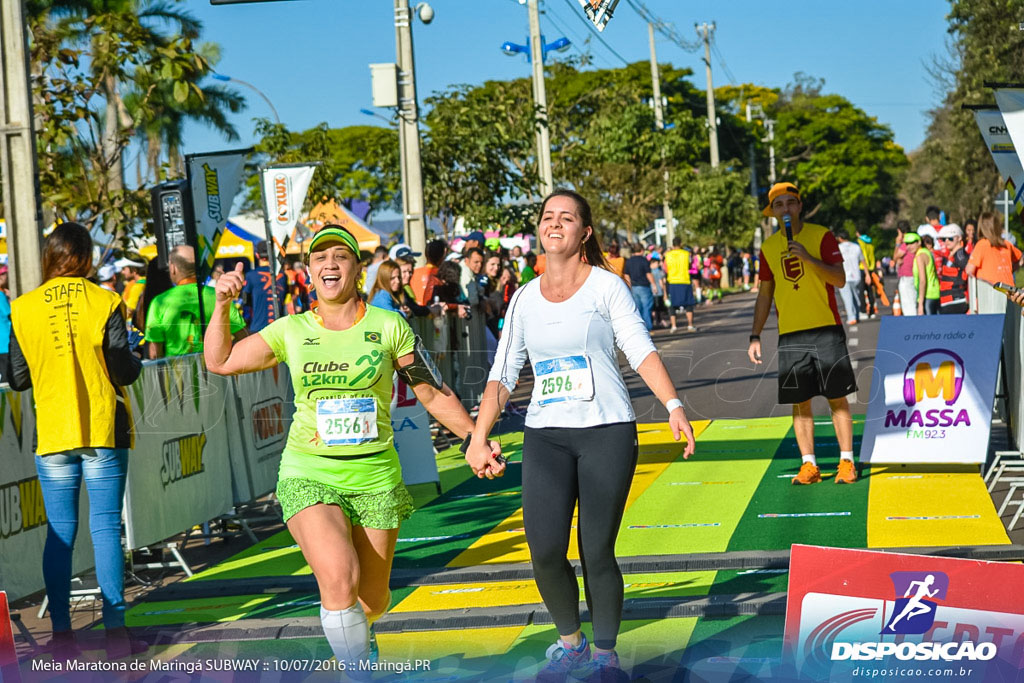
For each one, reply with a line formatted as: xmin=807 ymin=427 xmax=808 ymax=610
xmin=902 ymin=0 xmax=1024 ymax=226
xmin=245 ymin=119 xmax=399 ymax=217
xmin=672 ymin=163 xmax=761 ymax=246
xmin=771 ymin=84 xmax=907 ymax=231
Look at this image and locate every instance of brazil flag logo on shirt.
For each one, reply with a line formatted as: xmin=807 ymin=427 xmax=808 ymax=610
xmin=364 ymin=331 xmax=381 ymax=344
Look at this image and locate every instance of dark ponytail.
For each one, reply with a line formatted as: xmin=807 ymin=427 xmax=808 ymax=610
xmin=539 ymin=189 xmax=610 ymax=272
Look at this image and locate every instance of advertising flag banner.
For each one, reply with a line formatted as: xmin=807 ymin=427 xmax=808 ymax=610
xmin=784 ymin=545 xmax=1024 ymax=681
xmin=261 ymin=164 xmax=317 ymax=253
xmin=973 ymin=106 xmax=1024 ymax=216
xmin=390 ymin=377 xmax=440 ymax=487
xmin=186 ymin=149 xmax=250 ymax=272
xmin=860 ymin=315 xmax=1004 ymax=464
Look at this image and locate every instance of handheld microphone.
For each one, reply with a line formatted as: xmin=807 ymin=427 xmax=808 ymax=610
xmin=783 ymin=214 xmax=793 ymax=245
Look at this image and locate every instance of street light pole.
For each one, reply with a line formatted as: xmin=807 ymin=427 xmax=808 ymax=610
xmin=528 ymin=0 xmax=554 ymax=198
xmin=648 ymin=22 xmax=672 ymax=247
xmin=394 ymin=0 xmax=427 ymax=260
xmin=211 ymin=73 xmax=280 ymax=125
xmin=0 ymin=0 xmax=43 ymax=296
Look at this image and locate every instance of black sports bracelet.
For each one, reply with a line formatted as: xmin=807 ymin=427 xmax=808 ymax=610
xmin=749 ymin=334 xmax=761 ymax=342
xmin=460 ymin=433 xmax=473 ymax=454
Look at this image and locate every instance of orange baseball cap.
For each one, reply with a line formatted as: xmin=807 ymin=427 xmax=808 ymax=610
xmin=762 ymin=182 xmax=801 ymax=217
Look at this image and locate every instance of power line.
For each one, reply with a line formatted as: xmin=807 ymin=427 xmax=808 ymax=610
xmin=710 ymin=39 xmax=737 ymax=85
xmin=622 ymin=0 xmax=699 ymax=52
xmin=543 ymin=3 xmax=613 ymax=67
xmin=559 ymin=0 xmax=630 ymax=66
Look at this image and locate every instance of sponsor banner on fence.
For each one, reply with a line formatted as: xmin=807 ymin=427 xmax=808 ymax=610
xmin=784 ymin=544 xmax=1024 ymax=681
xmin=391 ymin=377 xmax=439 ymax=487
xmin=224 ymin=365 xmax=294 ymax=503
xmin=0 ymin=388 xmax=94 ymax=602
xmin=860 ymin=315 xmax=1004 ymax=463
xmin=123 ymin=355 xmax=234 ymax=549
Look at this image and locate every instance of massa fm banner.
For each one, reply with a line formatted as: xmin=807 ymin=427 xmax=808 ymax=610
xmin=860 ymin=315 xmax=1004 ymax=464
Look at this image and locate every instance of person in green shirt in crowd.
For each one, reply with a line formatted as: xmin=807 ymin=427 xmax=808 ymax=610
xmin=520 ymin=252 xmax=538 ymax=284
xmin=202 ymin=226 xmax=505 ymax=671
xmin=145 ymin=245 xmax=246 ymax=359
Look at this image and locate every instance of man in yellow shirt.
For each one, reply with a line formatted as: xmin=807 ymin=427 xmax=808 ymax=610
xmin=664 ymin=238 xmax=697 ymax=332
xmin=748 ymin=182 xmax=858 ymax=486
xmin=117 ymin=257 xmax=146 ymax=317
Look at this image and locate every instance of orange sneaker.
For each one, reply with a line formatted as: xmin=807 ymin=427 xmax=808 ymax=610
xmin=792 ymin=462 xmax=822 ymax=485
xmin=835 ymin=459 xmax=858 ymax=484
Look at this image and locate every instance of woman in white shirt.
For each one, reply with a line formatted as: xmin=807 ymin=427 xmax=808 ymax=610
xmin=466 ymin=190 xmax=696 ymax=682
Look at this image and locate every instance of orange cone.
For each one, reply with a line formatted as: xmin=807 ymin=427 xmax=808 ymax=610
xmin=892 ymin=292 xmax=902 ymax=316
xmin=0 ymin=592 xmax=20 ymax=683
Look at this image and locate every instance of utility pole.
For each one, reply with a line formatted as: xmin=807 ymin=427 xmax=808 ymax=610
xmin=1 ymin=0 xmax=43 ymax=296
xmin=766 ymin=118 xmax=776 ymax=184
xmin=528 ymin=0 xmax=554 ymax=198
xmin=648 ymin=22 xmax=672 ymax=247
xmin=696 ymin=22 xmax=719 ymax=168
xmin=745 ymin=102 xmax=758 ymax=197
xmin=394 ymin=0 xmax=426 ymax=260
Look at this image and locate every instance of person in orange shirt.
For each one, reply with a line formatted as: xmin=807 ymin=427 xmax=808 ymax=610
xmin=605 ymin=241 xmax=625 ymax=278
xmin=966 ymin=211 xmax=1022 ymax=287
xmin=748 ymin=182 xmax=858 ymax=487
xmin=411 ymin=239 xmax=447 ymax=305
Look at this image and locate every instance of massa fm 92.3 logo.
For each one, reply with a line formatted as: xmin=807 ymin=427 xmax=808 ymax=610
xmin=885 ymin=349 xmax=969 ymax=430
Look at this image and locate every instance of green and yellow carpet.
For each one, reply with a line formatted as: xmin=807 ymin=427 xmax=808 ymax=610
xmin=25 ymin=417 xmax=1009 ymax=681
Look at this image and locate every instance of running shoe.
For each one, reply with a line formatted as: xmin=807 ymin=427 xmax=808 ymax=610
xmin=835 ymin=459 xmax=858 ymax=484
xmin=573 ymin=649 xmax=628 ymax=682
xmin=537 ymin=635 xmax=591 ymax=683
xmin=687 ymin=326 xmax=697 ymax=332
xmin=792 ymin=462 xmax=822 ymax=485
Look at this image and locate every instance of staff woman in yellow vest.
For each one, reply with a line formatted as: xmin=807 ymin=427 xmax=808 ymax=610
xmin=4 ymin=223 xmax=144 ymax=660
xmin=914 ymin=234 xmax=941 ymax=315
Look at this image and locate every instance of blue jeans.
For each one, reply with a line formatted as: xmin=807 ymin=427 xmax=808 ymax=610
xmin=631 ymin=286 xmax=654 ymax=331
xmin=35 ymin=448 xmax=129 ymax=631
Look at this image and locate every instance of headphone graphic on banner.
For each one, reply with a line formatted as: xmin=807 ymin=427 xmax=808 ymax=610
xmin=901 ymin=348 xmax=965 ymax=407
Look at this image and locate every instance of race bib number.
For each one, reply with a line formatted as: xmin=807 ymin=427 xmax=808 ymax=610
xmin=534 ymin=355 xmax=594 ymax=406
xmin=316 ymin=398 xmax=378 ymax=446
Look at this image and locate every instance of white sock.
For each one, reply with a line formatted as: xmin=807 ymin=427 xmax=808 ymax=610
xmin=802 ymin=454 xmax=817 ymax=467
xmin=840 ymin=451 xmax=855 ymax=462
xmin=320 ymin=604 xmax=369 ymax=666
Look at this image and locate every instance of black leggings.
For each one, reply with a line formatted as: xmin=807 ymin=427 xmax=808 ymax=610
xmin=522 ymin=421 xmax=638 ymax=650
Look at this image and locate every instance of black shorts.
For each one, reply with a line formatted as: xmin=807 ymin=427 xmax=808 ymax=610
xmin=777 ymin=325 xmax=857 ymax=404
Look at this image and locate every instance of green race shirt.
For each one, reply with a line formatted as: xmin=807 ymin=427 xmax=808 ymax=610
xmin=260 ymin=306 xmax=415 ymax=467
xmin=146 ymin=282 xmax=245 ymax=356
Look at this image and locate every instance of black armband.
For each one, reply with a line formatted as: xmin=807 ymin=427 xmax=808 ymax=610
xmin=396 ymin=336 xmax=443 ymax=389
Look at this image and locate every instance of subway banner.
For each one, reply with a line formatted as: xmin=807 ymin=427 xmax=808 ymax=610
xmin=123 ymin=355 xmax=234 ymax=549
xmin=860 ymin=315 xmax=1004 ymax=463
xmin=224 ymin=366 xmax=294 ymax=504
xmin=784 ymin=544 xmax=1024 ymax=681
xmin=972 ymin=106 xmax=1024 ymax=216
xmin=186 ymin=148 xmax=251 ymax=272
xmin=0 ymin=388 xmax=95 ymax=602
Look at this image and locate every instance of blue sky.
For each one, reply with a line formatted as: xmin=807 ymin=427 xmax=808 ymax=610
xmin=173 ymin=0 xmax=950 ymax=172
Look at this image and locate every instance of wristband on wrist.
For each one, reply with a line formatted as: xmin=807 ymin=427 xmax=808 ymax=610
xmin=460 ymin=433 xmax=474 ymax=454
xmin=665 ymin=398 xmax=683 ymax=413
xmin=749 ymin=334 xmax=761 ymax=342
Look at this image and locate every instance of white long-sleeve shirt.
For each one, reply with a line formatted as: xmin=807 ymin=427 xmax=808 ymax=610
xmin=489 ymin=266 xmax=657 ymax=429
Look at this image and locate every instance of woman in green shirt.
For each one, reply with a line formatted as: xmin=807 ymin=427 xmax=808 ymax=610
xmin=204 ymin=226 xmax=505 ymax=669
xmin=914 ymin=234 xmax=942 ymax=315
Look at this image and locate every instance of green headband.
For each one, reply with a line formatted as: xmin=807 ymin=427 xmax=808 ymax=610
xmin=902 ymin=233 xmax=921 ymax=244
xmin=307 ymin=226 xmax=360 ymax=258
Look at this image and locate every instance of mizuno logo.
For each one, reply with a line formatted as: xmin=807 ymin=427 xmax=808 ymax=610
xmin=303 ymin=338 xmax=319 ymax=346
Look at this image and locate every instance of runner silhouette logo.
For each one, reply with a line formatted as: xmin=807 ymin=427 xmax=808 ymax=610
xmin=883 ymin=571 xmax=949 ymax=635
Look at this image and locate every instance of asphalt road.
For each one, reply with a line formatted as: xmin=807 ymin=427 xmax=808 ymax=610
xmin=631 ymin=289 xmax=882 ymax=423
